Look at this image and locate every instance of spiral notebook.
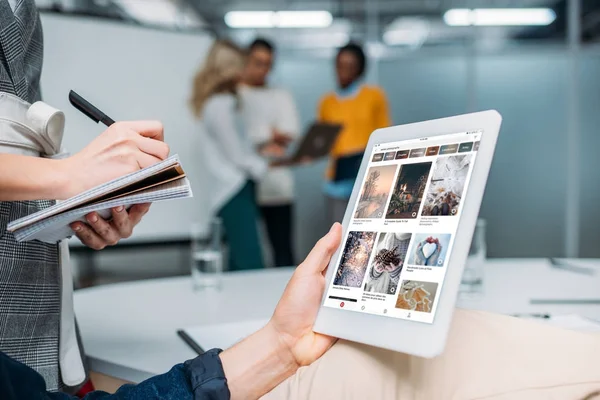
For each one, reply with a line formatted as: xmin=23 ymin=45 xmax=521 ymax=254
xmin=7 ymin=155 xmax=193 ymax=243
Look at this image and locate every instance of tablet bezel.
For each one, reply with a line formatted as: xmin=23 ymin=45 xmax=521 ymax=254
xmin=313 ymin=110 xmax=502 ymax=358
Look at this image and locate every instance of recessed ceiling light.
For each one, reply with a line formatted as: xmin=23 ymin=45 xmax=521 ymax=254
xmin=443 ymin=8 xmax=556 ymax=27
xmin=225 ymin=11 xmax=333 ymax=29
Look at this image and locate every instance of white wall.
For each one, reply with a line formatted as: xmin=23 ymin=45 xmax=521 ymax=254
xmin=40 ymin=14 xmax=600 ymax=258
xmin=40 ymin=14 xmax=213 ymax=241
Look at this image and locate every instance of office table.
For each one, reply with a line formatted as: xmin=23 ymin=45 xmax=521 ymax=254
xmin=74 ymin=258 xmax=600 ymax=383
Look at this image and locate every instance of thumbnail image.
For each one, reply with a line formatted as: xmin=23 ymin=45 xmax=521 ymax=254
xmin=421 ymin=154 xmax=473 ymax=217
xmin=354 ymin=165 xmax=398 ymax=219
xmin=426 ymin=146 xmax=440 ymax=157
xmin=384 ymin=152 xmax=396 ymax=161
xmin=363 ymin=232 xmax=412 ymax=295
xmin=372 ymin=153 xmax=384 ymax=162
xmin=334 ymin=231 xmax=377 ymax=288
xmin=458 ymin=142 xmax=474 ymax=153
xmin=395 ymin=150 xmax=409 ymax=160
xmin=385 ymin=162 xmax=433 ymax=219
xmin=440 ymin=144 xmax=458 ymax=155
xmin=395 ymin=280 xmax=439 ymax=313
xmin=406 ymin=233 xmax=452 ymax=267
xmin=409 ymin=148 xmax=426 ymax=158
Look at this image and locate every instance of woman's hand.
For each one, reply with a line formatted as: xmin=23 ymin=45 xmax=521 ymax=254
xmin=70 ymin=204 xmax=150 ymax=250
xmin=58 ymin=121 xmax=169 ymax=199
xmin=61 ymin=120 xmax=167 ymax=249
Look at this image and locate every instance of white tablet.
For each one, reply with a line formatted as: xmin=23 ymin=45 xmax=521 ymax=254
xmin=314 ymin=110 xmax=502 ymax=358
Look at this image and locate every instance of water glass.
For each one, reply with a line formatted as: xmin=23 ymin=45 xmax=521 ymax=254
xmin=191 ymin=219 xmax=223 ymax=291
xmin=460 ymin=219 xmax=486 ymax=296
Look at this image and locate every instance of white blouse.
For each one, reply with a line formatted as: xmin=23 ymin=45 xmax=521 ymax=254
xmin=193 ymin=93 xmax=267 ymax=221
xmin=239 ymin=86 xmax=300 ymax=205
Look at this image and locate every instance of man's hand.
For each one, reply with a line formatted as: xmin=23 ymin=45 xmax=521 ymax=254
xmin=58 ymin=121 xmax=168 ymax=199
xmin=268 ymin=223 xmax=342 ymax=367
xmin=219 ymin=224 xmax=342 ymax=399
xmin=272 ymin=129 xmax=293 ymax=146
xmin=70 ymin=204 xmax=150 ymax=250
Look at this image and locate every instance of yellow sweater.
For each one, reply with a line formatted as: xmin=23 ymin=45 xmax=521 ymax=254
xmin=318 ymin=85 xmax=391 ymax=179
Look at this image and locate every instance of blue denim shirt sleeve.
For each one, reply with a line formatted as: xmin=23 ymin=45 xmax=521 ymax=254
xmin=0 ymin=349 xmax=230 ymax=400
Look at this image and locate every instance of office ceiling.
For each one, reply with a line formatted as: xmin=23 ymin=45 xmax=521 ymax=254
xmin=35 ymin=0 xmax=600 ymax=48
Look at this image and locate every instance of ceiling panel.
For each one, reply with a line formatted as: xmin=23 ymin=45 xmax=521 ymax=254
xmin=34 ymin=0 xmax=600 ymax=47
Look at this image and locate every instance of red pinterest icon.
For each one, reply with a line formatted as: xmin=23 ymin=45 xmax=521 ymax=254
xmin=340 ymin=302 xmax=345 ymax=308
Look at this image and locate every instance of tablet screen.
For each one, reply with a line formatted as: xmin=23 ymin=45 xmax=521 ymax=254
xmin=324 ymin=130 xmax=482 ymax=323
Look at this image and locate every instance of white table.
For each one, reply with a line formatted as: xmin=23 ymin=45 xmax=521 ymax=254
xmin=74 ymin=259 xmax=600 ymax=383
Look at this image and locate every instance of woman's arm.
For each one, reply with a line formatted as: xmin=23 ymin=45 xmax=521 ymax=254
xmin=204 ymin=96 xmax=268 ymax=181
xmin=0 ymin=154 xmax=70 ymax=201
xmin=0 ymin=121 xmax=168 ymax=250
xmin=0 ymin=121 xmax=168 ymax=201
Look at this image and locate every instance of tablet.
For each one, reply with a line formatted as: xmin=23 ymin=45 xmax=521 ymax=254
xmin=287 ymin=122 xmax=342 ymax=162
xmin=314 ymin=110 xmax=502 ymax=358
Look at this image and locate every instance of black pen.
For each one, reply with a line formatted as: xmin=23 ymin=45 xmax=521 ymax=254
xmin=177 ymin=330 xmax=205 ymax=355
xmin=69 ymin=90 xmax=115 ymax=127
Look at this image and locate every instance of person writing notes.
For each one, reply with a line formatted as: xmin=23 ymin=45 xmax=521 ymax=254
xmin=318 ymin=42 xmax=392 ymax=224
xmin=0 ymin=0 xmax=163 ymax=393
xmin=240 ymin=38 xmax=301 ymax=267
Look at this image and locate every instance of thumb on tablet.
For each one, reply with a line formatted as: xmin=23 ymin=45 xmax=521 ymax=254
xmin=301 ymin=223 xmax=342 ymax=275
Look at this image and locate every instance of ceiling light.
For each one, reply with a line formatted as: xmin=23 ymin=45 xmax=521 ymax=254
xmin=225 ymin=11 xmax=333 ymax=29
xmin=383 ymin=18 xmax=430 ymax=48
xmin=224 ymin=11 xmax=275 ymax=28
xmin=443 ymin=8 xmax=556 ymax=27
xmin=116 ymin=0 xmax=205 ymax=28
xmin=276 ymin=11 xmax=332 ymax=28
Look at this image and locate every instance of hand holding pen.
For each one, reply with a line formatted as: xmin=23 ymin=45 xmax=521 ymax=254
xmin=62 ymin=91 xmax=170 ymax=198
xmin=59 ymin=91 xmax=169 ymax=250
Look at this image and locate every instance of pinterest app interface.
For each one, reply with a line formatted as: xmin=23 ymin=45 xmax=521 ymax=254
xmin=324 ymin=131 xmax=482 ymax=323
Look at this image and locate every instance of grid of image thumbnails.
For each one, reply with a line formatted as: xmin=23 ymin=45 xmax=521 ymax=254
xmin=330 ymin=138 xmax=480 ymax=319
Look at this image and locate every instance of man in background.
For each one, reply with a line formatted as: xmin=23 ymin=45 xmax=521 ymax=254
xmin=240 ymin=38 xmax=301 ymax=267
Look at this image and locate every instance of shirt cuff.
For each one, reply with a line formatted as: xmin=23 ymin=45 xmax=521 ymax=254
xmin=184 ymin=349 xmax=230 ymax=400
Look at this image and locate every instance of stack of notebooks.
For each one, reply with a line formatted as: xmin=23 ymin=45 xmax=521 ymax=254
xmin=8 ymin=155 xmax=192 ymax=243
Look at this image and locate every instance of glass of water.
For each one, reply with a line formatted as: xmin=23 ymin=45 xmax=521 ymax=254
xmin=460 ymin=219 xmax=486 ymax=297
xmin=191 ymin=218 xmax=223 ymax=291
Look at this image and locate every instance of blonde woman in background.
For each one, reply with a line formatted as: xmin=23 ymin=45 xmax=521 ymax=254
xmin=190 ymin=40 xmax=274 ymax=271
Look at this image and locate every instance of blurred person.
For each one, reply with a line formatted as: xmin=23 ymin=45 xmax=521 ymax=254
xmin=318 ymin=42 xmax=391 ymax=224
xmin=240 ymin=38 xmax=301 ymax=267
xmin=0 ymin=0 xmax=166 ymax=394
xmin=191 ymin=40 xmax=289 ymax=271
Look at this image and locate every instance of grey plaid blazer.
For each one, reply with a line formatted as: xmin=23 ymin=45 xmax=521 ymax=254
xmin=0 ymin=0 xmax=64 ymax=392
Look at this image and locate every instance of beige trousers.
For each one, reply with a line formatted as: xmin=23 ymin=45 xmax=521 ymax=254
xmin=264 ymin=309 xmax=600 ymax=400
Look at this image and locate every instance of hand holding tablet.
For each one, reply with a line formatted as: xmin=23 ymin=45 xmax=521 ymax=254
xmin=314 ymin=110 xmax=502 ymax=358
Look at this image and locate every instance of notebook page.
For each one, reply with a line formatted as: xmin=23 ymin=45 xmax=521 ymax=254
xmin=97 ymin=173 xmax=185 ymax=203
xmin=14 ymin=178 xmax=192 ymax=243
xmin=7 ymin=155 xmax=182 ymax=232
